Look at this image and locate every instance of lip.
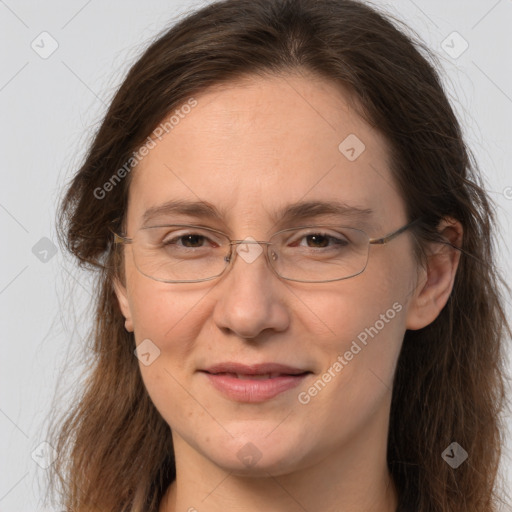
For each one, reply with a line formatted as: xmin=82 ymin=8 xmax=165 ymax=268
xmin=199 ymin=362 xmax=312 ymax=403
xmin=201 ymin=372 xmax=310 ymax=403
xmin=203 ymin=362 xmax=308 ymax=376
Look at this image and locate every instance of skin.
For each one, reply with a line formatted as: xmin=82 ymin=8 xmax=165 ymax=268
xmin=114 ymin=71 xmax=462 ymax=512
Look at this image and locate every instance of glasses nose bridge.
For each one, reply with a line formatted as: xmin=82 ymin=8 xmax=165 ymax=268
xmin=225 ymin=238 xmax=277 ymax=274
xmin=229 ymin=239 xmax=273 ymax=246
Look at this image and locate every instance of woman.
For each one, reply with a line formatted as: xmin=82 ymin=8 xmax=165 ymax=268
xmin=47 ymin=0 xmax=511 ymax=510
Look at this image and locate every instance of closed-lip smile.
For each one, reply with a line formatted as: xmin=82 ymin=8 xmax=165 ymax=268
xmin=199 ymin=362 xmax=312 ymax=402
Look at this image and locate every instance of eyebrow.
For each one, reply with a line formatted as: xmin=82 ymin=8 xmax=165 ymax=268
xmin=141 ymin=198 xmax=375 ymax=230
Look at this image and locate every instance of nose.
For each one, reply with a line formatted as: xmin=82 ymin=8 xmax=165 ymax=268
xmin=211 ymin=239 xmax=290 ymax=340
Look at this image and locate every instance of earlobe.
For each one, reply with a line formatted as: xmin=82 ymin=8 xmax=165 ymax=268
xmin=405 ymin=218 xmax=463 ymax=331
xmin=113 ymin=277 xmax=134 ymax=332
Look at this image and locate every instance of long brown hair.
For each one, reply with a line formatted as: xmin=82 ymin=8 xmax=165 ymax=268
xmin=47 ymin=0 xmax=511 ymax=510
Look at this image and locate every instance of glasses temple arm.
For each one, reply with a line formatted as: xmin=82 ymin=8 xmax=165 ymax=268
xmin=369 ymin=218 xmax=423 ymax=245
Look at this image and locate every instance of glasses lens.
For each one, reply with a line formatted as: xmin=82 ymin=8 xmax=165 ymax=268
xmin=131 ymin=225 xmax=230 ymax=282
xmin=128 ymin=224 xmax=370 ymax=283
xmin=269 ymin=226 xmax=370 ymax=282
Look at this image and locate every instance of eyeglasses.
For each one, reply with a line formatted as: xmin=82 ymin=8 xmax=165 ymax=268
xmin=110 ymin=218 xmax=421 ymax=284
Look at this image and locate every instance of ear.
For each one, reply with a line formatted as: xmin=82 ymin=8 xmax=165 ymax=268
xmin=405 ymin=217 xmax=463 ymax=330
xmin=113 ymin=277 xmax=134 ymax=332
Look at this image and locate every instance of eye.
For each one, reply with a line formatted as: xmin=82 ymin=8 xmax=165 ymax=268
xmin=288 ymin=230 xmax=350 ymax=249
xmin=163 ymin=233 xmax=211 ymax=248
xmin=154 ymin=226 xmax=226 ymax=250
xmin=300 ymin=233 xmax=348 ymax=248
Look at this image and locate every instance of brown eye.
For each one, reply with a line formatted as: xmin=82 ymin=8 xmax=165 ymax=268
xmin=163 ymin=233 xmax=208 ymax=248
xmin=287 ymin=230 xmax=350 ymax=250
xmin=301 ymin=233 xmax=347 ymax=248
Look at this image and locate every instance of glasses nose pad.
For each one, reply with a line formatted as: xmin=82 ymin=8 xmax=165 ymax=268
xmin=223 ymin=243 xmax=277 ymax=270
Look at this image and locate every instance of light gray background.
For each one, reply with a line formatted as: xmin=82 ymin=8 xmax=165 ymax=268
xmin=0 ymin=0 xmax=511 ymax=510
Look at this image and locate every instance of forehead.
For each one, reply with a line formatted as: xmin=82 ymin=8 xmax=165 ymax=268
xmin=127 ymin=72 xmax=404 ymax=231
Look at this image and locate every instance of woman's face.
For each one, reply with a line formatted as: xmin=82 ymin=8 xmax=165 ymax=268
xmin=115 ymin=72 xmax=423 ymax=476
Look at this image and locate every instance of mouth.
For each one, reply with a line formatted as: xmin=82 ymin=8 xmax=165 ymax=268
xmin=205 ymin=371 xmax=308 ymax=380
xmin=202 ymin=362 xmax=310 ymax=376
xmin=199 ymin=363 xmax=312 ymax=402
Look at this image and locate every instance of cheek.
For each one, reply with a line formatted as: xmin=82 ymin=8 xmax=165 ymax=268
xmin=309 ymin=262 xmax=409 ymax=397
xmin=129 ymin=271 xmax=207 ymax=346
xmin=127 ymin=273 xmax=218 ymax=359
xmin=312 ymin=265 xmax=407 ymax=351
xmin=129 ymin=283 xmax=211 ymax=428
xmin=301 ymin=279 xmax=405 ymax=435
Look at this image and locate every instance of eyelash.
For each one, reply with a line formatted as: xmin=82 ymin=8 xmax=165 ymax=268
xmin=160 ymin=231 xmax=348 ymax=249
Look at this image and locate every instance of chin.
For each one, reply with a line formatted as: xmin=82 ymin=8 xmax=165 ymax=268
xmin=202 ymin=426 xmax=314 ymax=476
